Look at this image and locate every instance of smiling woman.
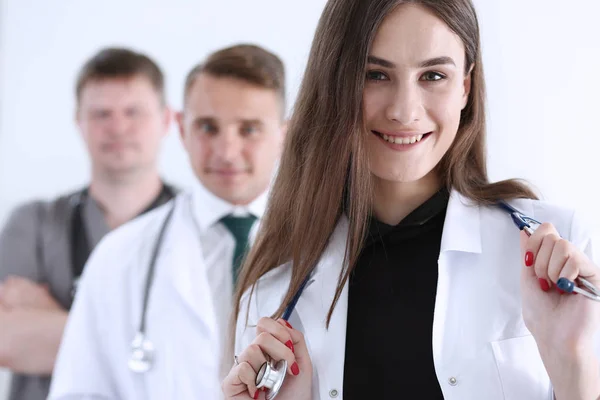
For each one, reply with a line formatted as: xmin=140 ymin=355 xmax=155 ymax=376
xmin=363 ymin=3 xmax=479 ymax=222
xmin=222 ymin=1 xmax=600 ymax=400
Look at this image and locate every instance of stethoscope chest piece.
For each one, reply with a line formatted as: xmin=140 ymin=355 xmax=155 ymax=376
xmin=128 ymin=332 xmax=155 ymax=373
xmin=256 ymin=359 xmax=288 ymax=400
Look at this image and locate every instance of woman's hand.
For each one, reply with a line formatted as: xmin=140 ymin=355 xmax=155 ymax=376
xmin=520 ymin=223 xmax=600 ymax=399
xmin=222 ymin=317 xmax=313 ymax=400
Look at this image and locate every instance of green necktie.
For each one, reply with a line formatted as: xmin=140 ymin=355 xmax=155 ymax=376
xmin=220 ymin=214 xmax=257 ymax=286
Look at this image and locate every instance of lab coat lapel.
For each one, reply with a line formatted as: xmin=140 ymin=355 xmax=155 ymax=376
xmin=432 ymin=190 xmax=483 ymax=376
xmin=294 ymin=217 xmax=350 ymax=396
xmin=433 ymin=190 xmax=536 ymax=364
xmin=163 ymin=198 xmax=218 ymax=339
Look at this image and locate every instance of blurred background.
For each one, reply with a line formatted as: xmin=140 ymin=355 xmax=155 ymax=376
xmin=1 ymin=0 xmax=599 ymax=397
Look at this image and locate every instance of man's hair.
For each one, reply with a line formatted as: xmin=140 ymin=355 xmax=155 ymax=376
xmin=75 ymin=47 xmax=165 ymax=104
xmin=184 ymin=44 xmax=286 ymax=111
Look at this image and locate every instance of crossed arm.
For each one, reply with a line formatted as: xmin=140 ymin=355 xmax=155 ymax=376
xmin=0 ymin=276 xmax=69 ymax=374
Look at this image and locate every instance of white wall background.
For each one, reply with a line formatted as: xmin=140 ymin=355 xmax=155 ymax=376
xmin=1 ymin=0 xmax=599 ymax=398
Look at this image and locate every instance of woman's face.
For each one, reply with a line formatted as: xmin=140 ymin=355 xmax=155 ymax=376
xmin=363 ymin=4 xmax=472 ymax=185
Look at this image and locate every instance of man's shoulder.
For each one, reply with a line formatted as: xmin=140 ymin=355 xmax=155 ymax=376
xmin=1 ymin=188 xmax=86 ymax=238
xmin=83 ymin=197 xmax=181 ymax=279
xmin=108 ymin=199 xmax=177 ymax=246
xmin=8 ymin=188 xmax=84 ymax=222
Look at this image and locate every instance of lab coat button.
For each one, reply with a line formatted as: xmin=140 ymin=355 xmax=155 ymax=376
xmin=329 ymin=389 xmax=339 ymax=398
xmin=448 ymin=377 xmax=458 ymax=386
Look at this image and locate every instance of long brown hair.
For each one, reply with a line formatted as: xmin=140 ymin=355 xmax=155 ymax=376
xmin=234 ymin=0 xmax=538 ymax=327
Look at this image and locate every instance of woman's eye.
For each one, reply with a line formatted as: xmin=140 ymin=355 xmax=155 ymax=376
xmin=420 ymin=71 xmax=446 ymax=82
xmin=366 ymin=71 xmax=388 ymax=81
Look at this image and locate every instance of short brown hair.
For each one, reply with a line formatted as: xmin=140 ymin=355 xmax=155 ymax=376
xmin=75 ymin=47 xmax=165 ymax=104
xmin=184 ymin=44 xmax=286 ymax=111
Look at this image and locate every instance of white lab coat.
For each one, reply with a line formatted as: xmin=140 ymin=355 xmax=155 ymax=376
xmin=50 ymin=194 xmax=225 ymax=400
xmin=235 ymin=190 xmax=599 ymax=400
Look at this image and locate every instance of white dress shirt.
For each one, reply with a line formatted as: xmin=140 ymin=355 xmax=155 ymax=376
xmin=190 ymin=182 xmax=267 ymax=379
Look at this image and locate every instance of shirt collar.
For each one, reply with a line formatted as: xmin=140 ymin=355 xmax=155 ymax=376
xmin=364 ymin=187 xmax=449 ymax=246
xmin=439 ymin=189 xmax=482 ymax=254
xmin=190 ymin=180 xmax=269 ymax=234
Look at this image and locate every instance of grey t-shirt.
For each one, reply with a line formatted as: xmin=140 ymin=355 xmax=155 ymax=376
xmin=0 ymin=185 xmax=175 ymax=400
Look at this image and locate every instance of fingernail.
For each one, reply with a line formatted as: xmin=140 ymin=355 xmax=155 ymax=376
xmin=557 ymin=288 xmax=565 ymax=295
xmin=285 ymin=340 xmax=295 ymax=353
xmin=291 ymin=362 xmax=300 ymax=376
xmin=525 ymin=252 xmax=534 ymax=267
xmin=539 ymin=278 xmax=550 ymax=292
xmin=254 ymin=390 xmax=259 ymax=399
xmin=284 ymin=320 xmax=293 ymax=329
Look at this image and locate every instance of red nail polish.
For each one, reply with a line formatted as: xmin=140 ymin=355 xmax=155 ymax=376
xmin=525 ymin=252 xmax=534 ymax=267
xmin=291 ymin=362 xmax=300 ymax=376
xmin=284 ymin=320 xmax=293 ymax=329
xmin=557 ymin=288 xmax=565 ymax=295
xmin=285 ymin=340 xmax=295 ymax=353
xmin=539 ymin=278 xmax=550 ymax=292
xmin=254 ymin=390 xmax=259 ymax=399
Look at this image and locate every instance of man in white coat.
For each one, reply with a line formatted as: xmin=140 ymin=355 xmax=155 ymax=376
xmin=48 ymin=43 xmax=287 ymax=400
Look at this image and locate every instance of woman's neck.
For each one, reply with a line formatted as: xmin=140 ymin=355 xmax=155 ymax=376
xmin=372 ymin=172 xmax=442 ymax=226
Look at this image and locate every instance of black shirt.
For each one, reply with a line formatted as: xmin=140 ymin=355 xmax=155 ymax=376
xmin=343 ymin=188 xmax=449 ymax=399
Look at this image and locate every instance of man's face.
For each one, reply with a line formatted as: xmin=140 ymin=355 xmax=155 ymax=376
xmin=178 ymin=73 xmax=286 ymax=205
xmin=76 ymin=75 xmax=170 ymax=179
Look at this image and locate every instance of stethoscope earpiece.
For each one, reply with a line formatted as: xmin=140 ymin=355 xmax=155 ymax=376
xmin=128 ymin=332 xmax=155 ymax=373
xmin=256 ymin=359 xmax=288 ymax=400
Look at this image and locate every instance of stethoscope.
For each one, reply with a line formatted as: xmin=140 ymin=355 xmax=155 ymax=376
xmin=497 ymin=201 xmax=600 ymax=300
xmin=69 ymin=185 xmax=175 ymax=303
xmin=255 ymin=200 xmax=600 ymax=399
xmin=127 ymin=203 xmax=177 ymax=373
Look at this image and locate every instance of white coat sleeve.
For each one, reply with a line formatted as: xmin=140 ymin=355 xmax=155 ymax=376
xmin=571 ymin=210 xmax=600 ymax=359
xmin=554 ymin=209 xmax=600 ymax=400
xmin=48 ymin=240 xmax=119 ymax=400
xmin=568 ymin=208 xmax=599 ymax=265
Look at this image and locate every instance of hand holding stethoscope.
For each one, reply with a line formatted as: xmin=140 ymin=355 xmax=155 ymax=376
xmin=222 ymin=317 xmax=313 ymax=400
xmin=519 ymin=221 xmax=600 ymax=397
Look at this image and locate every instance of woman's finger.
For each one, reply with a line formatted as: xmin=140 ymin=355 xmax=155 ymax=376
xmin=256 ymin=317 xmax=294 ymax=353
xmin=222 ymin=361 xmax=259 ymax=399
xmin=254 ymin=331 xmax=295 ymax=367
xmin=522 ymin=223 xmax=559 ymax=258
xmin=238 ymin=343 xmax=268 ymax=374
xmin=547 ymin=238 xmax=571 ymax=284
xmin=558 ymin=251 xmax=581 ymax=282
xmin=533 ymin=233 xmax=559 ymax=289
xmin=276 ymin=319 xmax=309 ymax=377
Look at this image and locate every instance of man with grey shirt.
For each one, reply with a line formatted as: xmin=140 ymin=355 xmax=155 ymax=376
xmin=0 ymin=47 xmax=176 ymax=400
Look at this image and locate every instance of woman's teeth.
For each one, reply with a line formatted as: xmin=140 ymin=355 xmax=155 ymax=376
xmin=380 ymin=133 xmax=424 ymax=145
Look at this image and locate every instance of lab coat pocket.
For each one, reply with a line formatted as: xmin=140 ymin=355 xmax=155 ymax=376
xmin=491 ymin=335 xmax=552 ymax=400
